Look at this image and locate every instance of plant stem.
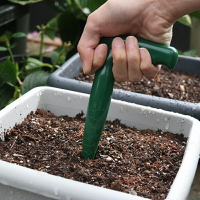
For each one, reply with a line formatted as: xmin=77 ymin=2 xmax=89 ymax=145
xmin=51 ymin=46 xmax=66 ymax=73
xmin=28 ymin=51 xmax=53 ymax=57
xmin=39 ymin=30 xmax=44 ymax=62
xmin=5 ymin=40 xmax=14 ymax=63
xmin=16 ymin=76 xmax=23 ymax=86
xmin=40 ymin=63 xmax=53 ymax=68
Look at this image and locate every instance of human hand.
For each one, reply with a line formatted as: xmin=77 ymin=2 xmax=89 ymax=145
xmin=77 ymin=0 xmax=176 ymax=82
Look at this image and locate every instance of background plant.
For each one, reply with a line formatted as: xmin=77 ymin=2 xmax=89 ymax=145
xmin=8 ymin=0 xmax=107 ymax=56
xmin=9 ymin=0 xmax=200 ymax=57
xmin=1 ymin=0 xmax=105 ymax=110
xmin=178 ymin=10 xmax=200 ymax=56
xmin=0 ymin=25 xmax=70 ymax=110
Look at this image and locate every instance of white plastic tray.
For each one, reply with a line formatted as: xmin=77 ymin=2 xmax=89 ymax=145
xmin=0 ymin=86 xmax=200 ymax=200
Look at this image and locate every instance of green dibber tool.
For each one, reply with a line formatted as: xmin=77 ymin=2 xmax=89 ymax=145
xmin=82 ymin=36 xmax=178 ymax=159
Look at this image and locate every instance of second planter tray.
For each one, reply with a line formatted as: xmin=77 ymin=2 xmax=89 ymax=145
xmin=47 ymin=54 xmax=200 ymax=120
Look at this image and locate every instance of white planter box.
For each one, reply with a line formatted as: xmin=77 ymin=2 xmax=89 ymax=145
xmin=0 ymin=86 xmax=200 ymax=200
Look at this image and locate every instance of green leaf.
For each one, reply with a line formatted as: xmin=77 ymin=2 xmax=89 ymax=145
xmin=0 ymin=31 xmax=12 ymax=42
xmin=17 ymin=71 xmax=24 ymax=79
xmin=0 ymin=59 xmax=17 ymax=87
xmin=51 ymin=50 xmax=65 ymax=65
xmin=47 ymin=17 xmax=58 ymax=31
xmin=57 ymin=10 xmax=80 ymax=45
xmin=22 ymin=71 xmax=50 ymax=94
xmin=0 ymin=46 xmax=7 ymax=51
xmin=189 ymin=10 xmax=200 ymax=20
xmin=12 ymin=32 xmax=26 ymax=38
xmin=0 ymin=35 xmax=7 ymax=42
xmin=51 ymin=51 xmax=59 ymax=64
xmin=178 ymin=15 xmax=192 ymax=27
xmin=75 ymin=0 xmax=107 ymax=14
xmin=8 ymin=0 xmax=43 ymax=5
xmin=5 ymin=31 xmax=13 ymax=40
xmin=0 ymin=83 xmax=15 ymax=110
xmin=179 ymin=49 xmax=197 ymax=57
xmin=45 ymin=17 xmax=59 ymax=40
xmin=44 ymin=28 xmax=56 ymax=40
xmin=9 ymin=43 xmax=17 ymax=49
xmin=25 ymin=57 xmax=43 ymax=71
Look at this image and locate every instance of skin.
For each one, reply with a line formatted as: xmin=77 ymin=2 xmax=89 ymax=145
xmin=77 ymin=0 xmax=200 ymax=82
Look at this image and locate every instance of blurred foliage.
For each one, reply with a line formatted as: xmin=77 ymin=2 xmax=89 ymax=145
xmin=178 ymin=49 xmax=197 ymax=57
xmin=9 ymin=0 xmax=200 ymax=56
xmin=178 ymin=10 xmax=200 ymax=27
xmin=0 ymin=28 xmax=70 ymax=110
xmin=9 ymin=0 xmax=107 ymax=55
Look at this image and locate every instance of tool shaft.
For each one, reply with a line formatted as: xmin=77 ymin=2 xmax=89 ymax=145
xmin=82 ymin=36 xmax=178 ymax=159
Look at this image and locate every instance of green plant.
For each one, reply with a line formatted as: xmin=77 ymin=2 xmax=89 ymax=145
xmin=178 ymin=49 xmax=197 ymax=57
xmin=178 ymin=10 xmax=200 ymax=27
xmin=8 ymin=0 xmax=107 ymax=55
xmin=0 ymin=26 xmax=70 ymax=110
xmin=177 ymin=10 xmax=200 ymax=56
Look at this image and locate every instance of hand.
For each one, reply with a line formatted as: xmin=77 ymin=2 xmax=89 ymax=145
xmin=77 ymin=0 xmax=197 ymax=82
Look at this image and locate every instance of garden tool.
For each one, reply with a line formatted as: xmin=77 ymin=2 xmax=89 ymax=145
xmin=82 ymin=36 xmax=178 ymax=159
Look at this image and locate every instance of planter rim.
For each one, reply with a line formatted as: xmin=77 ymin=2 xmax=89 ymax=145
xmin=0 ymin=86 xmax=200 ymax=200
xmin=47 ymin=54 xmax=200 ymax=120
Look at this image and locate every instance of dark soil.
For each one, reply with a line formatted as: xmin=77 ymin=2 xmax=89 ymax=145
xmin=75 ymin=67 xmax=200 ymax=103
xmin=0 ymin=109 xmax=187 ymax=200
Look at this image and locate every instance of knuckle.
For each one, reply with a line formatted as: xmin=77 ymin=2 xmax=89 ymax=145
xmin=128 ymin=55 xmax=140 ymax=68
xmin=114 ymin=54 xmax=126 ymax=63
xmin=87 ymin=13 xmax=96 ymax=24
xmin=132 ymin=54 xmax=140 ymax=63
xmin=145 ymin=73 xmax=157 ymax=80
xmin=141 ymin=64 xmax=159 ymax=80
xmin=92 ymin=62 xmax=102 ymax=70
xmin=141 ymin=64 xmax=150 ymax=71
xmin=129 ymin=75 xmax=143 ymax=83
xmin=129 ymin=77 xmax=142 ymax=83
xmin=114 ymin=75 xmax=127 ymax=82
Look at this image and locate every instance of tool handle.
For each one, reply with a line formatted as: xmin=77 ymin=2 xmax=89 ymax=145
xmin=100 ymin=36 xmax=178 ymax=70
xmin=82 ymin=36 xmax=178 ymax=159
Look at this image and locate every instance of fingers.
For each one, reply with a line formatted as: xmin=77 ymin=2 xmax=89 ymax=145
xmin=77 ymin=14 xmax=101 ymax=74
xmin=79 ymin=34 xmax=161 ymax=81
xmin=139 ymin=48 xmax=161 ymax=79
xmin=112 ymin=37 xmax=128 ymax=82
xmin=90 ymin=44 xmax=108 ymax=75
xmin=77 ymin=33 xmax=95 ymax=74
xmin=125 ymin=36 xmax=143 ymax=82
xmin=112 ymin=36 xmax=160 ymax=82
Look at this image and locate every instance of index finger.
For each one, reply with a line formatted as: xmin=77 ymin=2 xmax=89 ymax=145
xmin=77 ymin=24 xmax=101 ymax=74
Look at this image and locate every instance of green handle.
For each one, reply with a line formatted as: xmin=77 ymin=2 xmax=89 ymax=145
xmin=82 ymin=36 xmax=178 ymax=159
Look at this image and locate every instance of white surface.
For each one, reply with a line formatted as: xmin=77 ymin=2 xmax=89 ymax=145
xmin=0 ymin=86 xmax=200 ymax=200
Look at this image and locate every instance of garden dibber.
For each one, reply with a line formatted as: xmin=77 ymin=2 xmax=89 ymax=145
xmin=82 ymin=36 xmax=178 ymax=159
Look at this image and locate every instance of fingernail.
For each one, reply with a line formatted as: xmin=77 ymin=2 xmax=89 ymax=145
xmin=113 ymin=37 xmax=124 ymax=47
xmin=126 ymin=36 xmax=135 ymax=47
